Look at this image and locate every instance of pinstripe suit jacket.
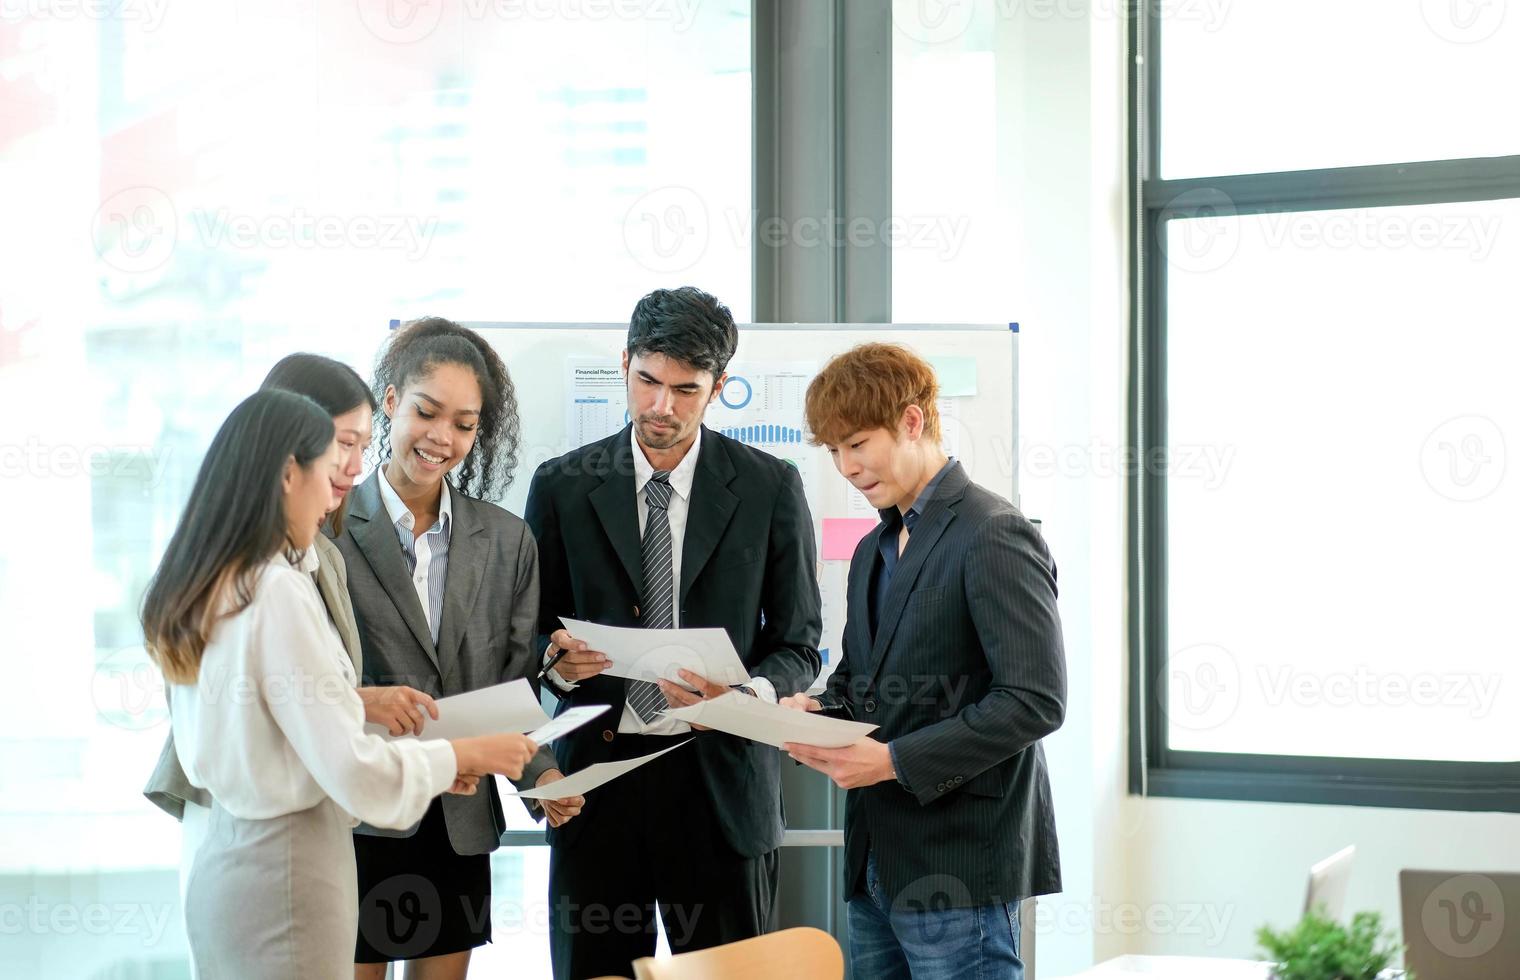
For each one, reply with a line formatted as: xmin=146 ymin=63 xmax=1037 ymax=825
xmin=335 ymin=472 xmax=558 ymax=855
xmin=143 ymin=533 xmax=362 ymax=819
xmin=815 ymin=461 xmax=1066 ymax=907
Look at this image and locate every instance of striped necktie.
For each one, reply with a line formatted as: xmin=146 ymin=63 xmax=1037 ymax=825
xmin=626 ymin=470 xmax=676 ymax=723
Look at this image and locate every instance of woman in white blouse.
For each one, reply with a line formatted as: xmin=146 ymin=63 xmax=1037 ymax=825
xmin=140 ymin=389 xmax=536 ymax=979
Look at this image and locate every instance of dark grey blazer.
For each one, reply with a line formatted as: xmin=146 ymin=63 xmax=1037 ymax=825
xmin=815 ymin=461 xmax=1066 ymax=908
xmin=143 ymin=533 xmax=361 ymax=820
xmin=334 ymin=472 xmax=557 ymax=856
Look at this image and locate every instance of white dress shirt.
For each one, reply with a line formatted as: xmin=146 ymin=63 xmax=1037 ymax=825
xmin=169 ymin=547 xmax=457 ymax=827
xmin=377 ymin=469 xmax=453 ymax=642
xmin=548 ymin=428 xmax=776 ymax=734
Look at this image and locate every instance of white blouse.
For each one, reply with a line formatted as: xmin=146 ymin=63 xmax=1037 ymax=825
xmin=169 ymin=547 xmax=457 ymax=827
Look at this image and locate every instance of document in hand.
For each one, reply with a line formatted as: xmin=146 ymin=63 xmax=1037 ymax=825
xmin=364 ymin=679 xmax=606 ymax=744
xmin=509 ymin=740 xmax=693 ymax=799
xmin=559 ymin=617 xmax=751 ymax=687
xmin=662 ymin=691 xmax=879 ymax=749
xmin=526 ymin=705 xmax=611 ymax=745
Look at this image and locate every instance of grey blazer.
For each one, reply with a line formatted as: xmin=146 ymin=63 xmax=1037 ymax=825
xmin=335 ymin=472 xmax=557 ymax=856
xmin=143 ymin=533 xmax=362 ymax=820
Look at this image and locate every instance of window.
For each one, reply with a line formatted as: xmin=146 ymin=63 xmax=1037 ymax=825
xmin=1131 ymin=1 xmax=1520 ymax=809
xmin=0 ymin=3 xmax=750 ymax=974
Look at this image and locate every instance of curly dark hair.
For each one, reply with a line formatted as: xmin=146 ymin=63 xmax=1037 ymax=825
xmin=371 ymin=317 xmax=520 ymax=500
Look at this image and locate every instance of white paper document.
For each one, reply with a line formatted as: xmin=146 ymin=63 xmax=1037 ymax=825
xmin=662 ymin=691 xmax=879 ymax=749
xmin=559 ymin=617 xmax=752 ymax=687
xmin=509 ymin=740 xmax=693 ymax=799
xmin=364 ymin=679 xmax=548 ymax=742
xmin=526 ymin=705 xmax=611 ymax=745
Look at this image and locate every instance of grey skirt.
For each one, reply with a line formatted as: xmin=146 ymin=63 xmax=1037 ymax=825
xmin=185 ymin=798 xmax=357 ymax=979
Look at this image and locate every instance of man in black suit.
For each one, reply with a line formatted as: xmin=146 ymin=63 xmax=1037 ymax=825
xmin=524 ymin=287 xmax=823 ymax=980
xmin=783 ymin=343 xmax=1066 ymax=980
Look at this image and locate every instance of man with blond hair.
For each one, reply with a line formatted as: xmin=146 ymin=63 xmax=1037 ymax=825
xmin=782 ymin=342 xmax=1066 ymax=980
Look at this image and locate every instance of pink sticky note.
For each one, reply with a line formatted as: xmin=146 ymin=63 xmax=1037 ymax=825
xmin=822 ymin=518 xmax=880 ymax=561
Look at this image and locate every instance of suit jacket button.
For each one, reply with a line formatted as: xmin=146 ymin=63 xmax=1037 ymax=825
xmin=601 ymin=729 xmax=615 ymax=742
xmin=633 ymin=605 xmax=640 ymax=618
xmin=863 ymin=698 xmax=877 ymax=713
xmin=936 ymin=782 xmax=946 ymax=793
xmin=954 ymin=775 xmax=963 ymax=784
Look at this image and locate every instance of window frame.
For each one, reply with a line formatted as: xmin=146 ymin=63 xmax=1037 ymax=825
xmin=1127 ymin=1 xmax=1520 ymax=813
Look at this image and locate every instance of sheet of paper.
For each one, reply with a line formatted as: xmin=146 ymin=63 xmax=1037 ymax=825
xmin=509 ymin=740 xmax=692 ymax=799
xmin=559 ymin=617 xmax=751 ymax=687
xmin=364 ymin=679 xmax=548 ymax=742
xmin=821 ymin=517 xmax=879 ymax=561
xmin=525 ymin=705 xmax=611 ymax=745
xmin=662 ymin=691 xmax=879 ymax=749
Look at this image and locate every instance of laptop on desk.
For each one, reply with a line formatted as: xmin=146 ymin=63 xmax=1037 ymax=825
xmin=1400 ymin=869 xmax=1520 ymax=979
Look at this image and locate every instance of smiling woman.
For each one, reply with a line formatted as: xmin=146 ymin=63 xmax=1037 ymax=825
xmin=339 ymin=317 xmax=578 ymax=978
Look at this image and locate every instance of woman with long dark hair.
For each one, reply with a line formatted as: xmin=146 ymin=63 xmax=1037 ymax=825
xmin=338 ymin=317 xmax=582 ymax=979
xmin=145 ymin=355 xmax=449 ymax=904
xmin=142 ymin=388 xmax=537 ymax=978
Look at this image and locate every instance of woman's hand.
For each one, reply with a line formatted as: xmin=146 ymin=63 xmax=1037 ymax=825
xmin=358 ymin=685 xmax=439 ymax=736
xmin=452 ymin=733 xmax=539 ymax=781
xmin=447 ymin=774 xmax=480 ymax=795
xmin=780 ymin=693 xmax=823 ymax=712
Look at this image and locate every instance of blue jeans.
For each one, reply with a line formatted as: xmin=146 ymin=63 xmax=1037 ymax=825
xmin=848 ymin=851 xmax=1023 ymax=980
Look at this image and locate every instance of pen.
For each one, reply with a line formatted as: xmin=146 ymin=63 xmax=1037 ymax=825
xmin=538 ymin=645 xmax=572 ymax=681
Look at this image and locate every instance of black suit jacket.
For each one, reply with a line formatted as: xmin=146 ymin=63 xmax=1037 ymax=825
xmin=815 ymin=461 xmax=1066 ymax=907
xmin=524 ymin=424 xmax=823 ymax=857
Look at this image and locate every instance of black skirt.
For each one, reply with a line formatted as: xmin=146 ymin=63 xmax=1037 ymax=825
xmin=353 ymin=799 xmax=492 ymax=963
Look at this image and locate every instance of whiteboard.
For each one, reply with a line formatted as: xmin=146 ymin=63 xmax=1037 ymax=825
xmin=436 ymin=321 xmax=1019 ymax=681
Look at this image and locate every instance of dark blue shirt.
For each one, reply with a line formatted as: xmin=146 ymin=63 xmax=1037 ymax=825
xmin=868 ymin=459 xmax=956 ymax=638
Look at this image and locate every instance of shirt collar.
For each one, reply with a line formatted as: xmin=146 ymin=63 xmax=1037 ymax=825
xmin=879 ymin=457 xmax=956 ymax=524
xmin=632 ymin=425 xmax=702 ymax=502
xmin=273 ymin=545 xmax=321 ymax=574
xmin=377 ymin=466 xmax=452 ymax=535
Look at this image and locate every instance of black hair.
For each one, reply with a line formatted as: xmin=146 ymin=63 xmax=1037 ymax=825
xmin=260 ymin=352 xmax=376 ymax=534
xmin=261 ymin=353 xmax=377 ymax=418
xmin=372 ymin=317 xmax=520 ymax=500
xmin=141 ymin=389 xmax=334 ymax=683
xmin=626 ymin=286 xmax=739 ymax=382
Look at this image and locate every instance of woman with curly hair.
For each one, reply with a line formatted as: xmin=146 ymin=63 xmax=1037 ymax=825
xmin=337 ymin=317 xmax=583 ymax=980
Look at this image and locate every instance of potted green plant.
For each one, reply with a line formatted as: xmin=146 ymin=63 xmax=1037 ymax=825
xmin=1255 ymin=909 xmax=1407 ymax=980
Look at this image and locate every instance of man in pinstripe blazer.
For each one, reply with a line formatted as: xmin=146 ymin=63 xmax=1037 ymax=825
xmin=784 ymin=343 xmax=1066 ymax=980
